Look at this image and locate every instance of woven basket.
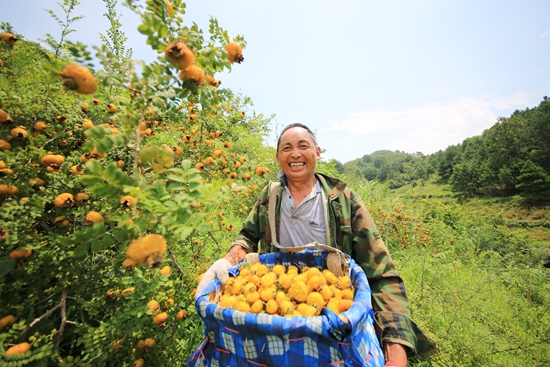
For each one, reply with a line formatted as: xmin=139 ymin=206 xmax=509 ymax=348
xmin=186 ymin=249 xmax=384 ymax=367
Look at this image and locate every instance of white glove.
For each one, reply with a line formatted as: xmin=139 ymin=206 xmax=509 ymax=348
xmin=195 ymin=259 xmax=232 ymax=299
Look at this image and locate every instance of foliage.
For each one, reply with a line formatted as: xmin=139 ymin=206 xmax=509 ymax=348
xmin=0 ymin=1 xmax=277 ymax=365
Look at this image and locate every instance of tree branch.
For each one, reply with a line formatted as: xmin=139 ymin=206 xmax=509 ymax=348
xmin=20 ymin=288 xmax=66 ymax=339
xmin=167 ymin=247 xmax=185 ymax=293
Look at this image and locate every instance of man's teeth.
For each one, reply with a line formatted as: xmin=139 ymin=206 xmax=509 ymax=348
xmin=290 ymin=163 xmax=304 ymax=167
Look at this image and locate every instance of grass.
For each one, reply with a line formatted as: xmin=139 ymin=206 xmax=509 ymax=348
xmin=392 ymin=181 xmax=550 ymax=244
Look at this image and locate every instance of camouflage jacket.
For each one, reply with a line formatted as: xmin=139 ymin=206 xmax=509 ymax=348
xmin=231 ymin=172 xmax=436 ymax=359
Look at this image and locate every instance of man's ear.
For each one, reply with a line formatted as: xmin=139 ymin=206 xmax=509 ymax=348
xmin=315 ymin=146 xmax=321 ymax=159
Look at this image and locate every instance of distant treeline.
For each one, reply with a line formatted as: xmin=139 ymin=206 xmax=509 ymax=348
xmin=336 ymin=97 xmax=550 ymax=202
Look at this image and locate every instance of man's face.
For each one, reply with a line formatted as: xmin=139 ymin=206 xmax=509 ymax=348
xmin=276 ymin=127 xmax=321 ymax=183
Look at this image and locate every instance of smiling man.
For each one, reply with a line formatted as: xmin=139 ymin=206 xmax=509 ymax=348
xmin=196 ymin=123 xmax=436 ymax=366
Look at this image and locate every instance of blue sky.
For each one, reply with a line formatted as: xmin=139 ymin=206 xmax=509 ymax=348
xmin=3 ymin=0 xmax=549 ymax=163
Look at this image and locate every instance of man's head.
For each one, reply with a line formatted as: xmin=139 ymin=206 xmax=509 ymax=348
xmin=276 ymin=123 xmax=318 ymax=152
xmin=276 ymin=124 xmax=321 ymax=184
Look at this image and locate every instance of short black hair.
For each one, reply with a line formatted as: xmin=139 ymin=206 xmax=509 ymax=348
xmin=276 ymin=123 xmax=318 ymax=152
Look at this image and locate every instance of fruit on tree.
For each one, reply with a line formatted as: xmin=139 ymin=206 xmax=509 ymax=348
xmin=57 ymin=64 xmax=98 ymax=95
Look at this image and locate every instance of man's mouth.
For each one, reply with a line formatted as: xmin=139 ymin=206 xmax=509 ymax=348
xmin=290 ymin=162 xmax=305 ymax=168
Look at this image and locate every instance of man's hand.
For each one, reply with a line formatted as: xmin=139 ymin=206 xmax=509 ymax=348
xmin=195 ymin=259 xmax=232 ymax=299
xmin=383 ymin=342 xmax=408 ymax=367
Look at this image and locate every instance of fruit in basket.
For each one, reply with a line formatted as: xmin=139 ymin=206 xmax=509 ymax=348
xmin=214 ymin=262 xmax=354 ymax=317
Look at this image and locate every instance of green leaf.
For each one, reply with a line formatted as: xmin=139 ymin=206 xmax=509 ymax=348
xmin=167 ymin=183 xmax=186 ymax=191
xmin=79 ymin=175 xmax=105 ymax=187
xmin=0 ymin=256 xmax=15 ymax=278
xmin=103 ymin=235 xmax=114 ymax=249
xmin=91 ymin=239 xmax=104 ymax=252
xmin=177 ymin=226 xmax=193 ymax=241
xmin=137 ymin=24 xmax=150 ymax=35
xmin=73 ymin=243 xmax=88 ymax=258
xmin=166 ymin=174 xmax=187 ymax=183
xmin=86 ymin=160 xmax=104 ymax=175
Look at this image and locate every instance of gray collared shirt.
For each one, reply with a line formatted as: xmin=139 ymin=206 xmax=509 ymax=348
xmin=279 ymin=178 xmax=327 ymax=247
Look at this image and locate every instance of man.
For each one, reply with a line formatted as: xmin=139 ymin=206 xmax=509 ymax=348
xmin=196 ymin=123 xmax=436 ymax=366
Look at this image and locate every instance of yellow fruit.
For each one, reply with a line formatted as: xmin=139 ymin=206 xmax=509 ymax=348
xmin=279 ymin=300 xmax=295 ymax=316
xmin=260 ymin=287 xmax=276 ymax=302
xmin=0 ymin=184 xmax=19 ymax=195
xmin=275 ymin=290 xmax=288 ymax=304
xmin=219 ymin=294 xmax=237 ymax=308
xmin=0 ymin=315 xmax=15 ymax=329
xmin=341 ymin=288 xmax=354 ymax=301
xmin=233 ymin=299 xmax=251 ymax=313
xmin=297 ymin=303 xmax=317 ymax=317
xmin=338 ymin=299 xmax=353 ymax=314
xmin=176 ymin=309 xmax=187 ymax=320
xmin=327 ymin=298 xmax=340 ymax=315
xmin=205 ymin=75 xmax=221 ymax=87
xmin=107 ymin=103 xmax=117 ymax=112
xmin=53 ymin=217 xmax=70 ymax=228
xmin=106 ymin=289 xmax=119 ymax=299
xmin=0 ymin=139 xmax=11 ymax=151
xmin=144 ymin=338 xmax=156 ymax=348
xmin=307 ymin=275 xmax=323 ymax=292
xmin=178 ymin=65 xmax=205 ymax=85
xmin=306 ymin=292 xmax=326 ymax=315
xmin=1 ymin=33 xmax=18 ymax=46
xmin=34 ymin=121 xmax=47 ymax=131
xmin=126 ymin=234 xmax=167 ymax=266
xmin=260 ymin=273 xmax=277 ymax=288
xmin=146 ymin=300 xmax=159 ymax=313
xmin=70 ymin=165 xmax=84 ymax=175
xmin=225 ymin=42 xmax=244 ymax=64
xmin=288 ymin=281 xmax=308 ymax=303
xmin=122 ymin=258 xmax=135 ymax=270
xmin=120 ymin=195 xmax=137 ymax=208
xmin=153 ymin=311 xmax=168 ymax=325
xmin=54 ymin=193 xmax=74 ymax=208
xmin=134 ymin=359 xmax=144 ymax=367
xmin=338 ymin=275 xmax=352 ymax=290
xmin=250 ymin=299 xmax=264 ymax=314
xmin=11 ymin=126 xmax=28 ymax=139
xmin=121 ymin=287 xmax=135 ymax=297
xmin=165 ymin=41 xmax=195 ymax=70
xmin=85 ymin=211 xmax=103 ymax=224
xmin=160 ymin=266 xmax=171 ymax=276
xmin=82 ymin=118 xmax=94 ymax=130
xmin=58 ymin=64 xmax=98 ymax=95
xmin=319 ymin=285 xmax=334 ymax=301
xmin=5 ymin=342 xmax=31 ymax=356
xmin=28 ymin=177 xmax=46 ymax=187
xmin=322 ymin=269 xmax=338 ymax=285
xmin=277 ymin=273 xmax=293 ymax=290
xmin=75 ymin=193 xmax=89 ymax=203
xmin=245 ymin=291 xmax=260 ymax=304
xmin=265 ymin=299 xmax=278 ymax=315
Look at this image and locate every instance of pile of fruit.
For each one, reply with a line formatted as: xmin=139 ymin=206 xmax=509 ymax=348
xmin=209 ymin=262 xmax=355 ymax=317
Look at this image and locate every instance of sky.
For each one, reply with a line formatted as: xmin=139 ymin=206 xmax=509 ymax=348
xmin=2 ymin=0 xmax=549 ymax=163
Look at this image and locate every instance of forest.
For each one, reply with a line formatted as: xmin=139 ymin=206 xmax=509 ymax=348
xmin=340 ymin=97 xmax=550 ymax=203
xmin=1 ymin=1 xmax=549 ymax=366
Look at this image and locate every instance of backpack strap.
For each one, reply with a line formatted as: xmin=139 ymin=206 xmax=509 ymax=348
xmin=267 ymin=181 xmax=348 ymax=276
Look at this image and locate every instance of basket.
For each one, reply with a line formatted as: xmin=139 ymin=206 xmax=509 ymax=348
xmin=186 ymin=249 xmax=384 ymax=367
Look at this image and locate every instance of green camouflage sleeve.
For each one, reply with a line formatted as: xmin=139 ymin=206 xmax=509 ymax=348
xmin=349 ymin=193 xmax=436 ymax=359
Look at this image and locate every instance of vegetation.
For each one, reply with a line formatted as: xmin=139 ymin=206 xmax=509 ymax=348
xmin=1 ymin=1 xmax=549 ymax=366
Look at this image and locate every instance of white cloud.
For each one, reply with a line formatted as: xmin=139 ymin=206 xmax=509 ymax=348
xmin=320 ymin=94 xmax=531 ymax=158
xmin=539 ymin=28 xmax=550 ymax=39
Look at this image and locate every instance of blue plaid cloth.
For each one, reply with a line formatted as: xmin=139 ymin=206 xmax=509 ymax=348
xmin=186 ymin=250 xmax=384 ymax=367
